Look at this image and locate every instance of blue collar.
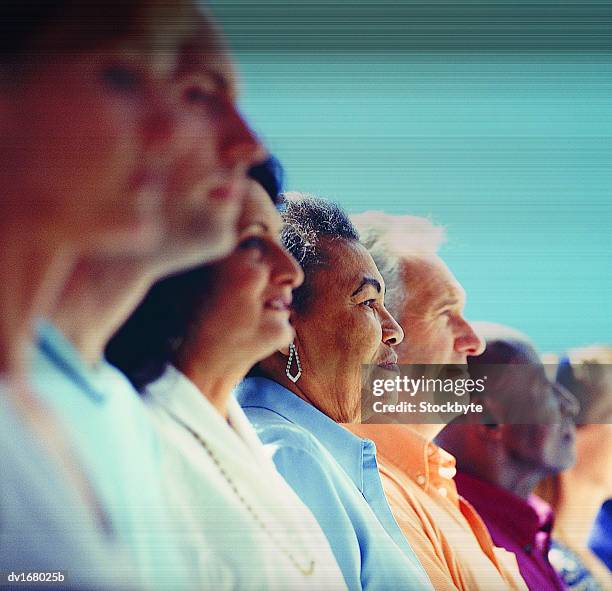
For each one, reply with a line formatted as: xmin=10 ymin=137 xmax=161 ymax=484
xmin=36 ymin=320 xmax=106 ymax=403
xmin=237 ymin=376 xmax=432 ymax=572
xmin=236 ymin=377 xmax=370 ymax=492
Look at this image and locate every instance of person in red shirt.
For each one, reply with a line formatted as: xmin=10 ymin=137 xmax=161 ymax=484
xmin=437 ymin=322 xmax=579 ymax=591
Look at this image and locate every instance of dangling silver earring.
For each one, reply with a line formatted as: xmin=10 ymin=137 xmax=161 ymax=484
xmin=285 ymin=342 xmax=302 ymax=383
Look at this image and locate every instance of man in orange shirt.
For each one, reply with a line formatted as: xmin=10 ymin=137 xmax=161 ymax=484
xmin=347 ymin=212 xmax=528 ymax=591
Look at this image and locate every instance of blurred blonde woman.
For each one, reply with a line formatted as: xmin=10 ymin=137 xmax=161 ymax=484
xmin=107 ymin=169 xmax=347 ymax=590
xmin=538 ymin=345 xmax=612 ymax=590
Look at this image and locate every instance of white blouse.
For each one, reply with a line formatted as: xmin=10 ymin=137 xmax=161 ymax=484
xmin=145 ymin=365 xmax=347 ymax=590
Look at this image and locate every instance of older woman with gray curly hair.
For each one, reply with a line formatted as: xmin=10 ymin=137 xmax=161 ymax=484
xmin=235 ymin=192 xmax=432 ymax=591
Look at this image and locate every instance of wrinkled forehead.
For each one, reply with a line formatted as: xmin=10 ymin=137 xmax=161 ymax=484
xmin=399 ymin=254 xmax=464 ymax=310
xmin=315 ymin=237 xmax=384 ymax=290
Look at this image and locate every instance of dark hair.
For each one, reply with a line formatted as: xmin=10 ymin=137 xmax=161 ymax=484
xmin=105 ymin=157 xmax=285 ymax=392
xmin=278 ymin=192 xmax=359 ymax=313
xmin=0 ymin=1 xmax=149 ymax=57
xmin=0 ymin=1 xmax=66 ymax=55
xmin=248 ymin=155 xmax=284 ymax=205
xmin=0 ymin=1 xmax=217 ymax=86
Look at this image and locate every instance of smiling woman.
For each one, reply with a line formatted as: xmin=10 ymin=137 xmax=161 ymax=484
xmin=268 ymin=192 xmax=404 ymax=421
xmin=106 ymin=158 xmax=301 ymax=401
xmin=105 ymin=161 xmax=349 ymax=589
xmin=235 ymin=192 xmax=432 ymax=590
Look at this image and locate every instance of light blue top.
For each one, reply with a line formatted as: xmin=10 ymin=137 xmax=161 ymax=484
xmin=31 ymin=321 xmax=189 ymax=590
xmin=235 ymin=376 xmax=433 ymax=591
xmin=589 ymin=500 xmax=612 ymax=572
xmin=0 ymin=390 xmax=130 ymax=590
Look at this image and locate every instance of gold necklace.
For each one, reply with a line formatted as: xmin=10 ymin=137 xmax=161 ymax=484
xmin=163 ymin=408 xmax=315 ymax=577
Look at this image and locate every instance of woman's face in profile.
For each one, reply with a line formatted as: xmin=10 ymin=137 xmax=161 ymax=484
xmin=182 ymin=181 xmax=303 ymax=369
xmin=291 ymin=238 xmax=404 ymax=422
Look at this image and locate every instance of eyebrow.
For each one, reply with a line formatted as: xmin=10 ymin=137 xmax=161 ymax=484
xmin=351 ymin=277 xmax=382 ymax=297
xmin=434 ymin=287 xmax=466 ymax=310
xmin=204 ymin=69 xmax=231 ymax=95
xmin=179 ymin=66 xmax=231 ymax=94
xmin=435 ymin=297 xmax=460 ymax=310
xmin=176 ymin=47 xmax=235 ymax=96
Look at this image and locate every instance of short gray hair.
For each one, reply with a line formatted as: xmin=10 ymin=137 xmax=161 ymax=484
xmin=280 ymin=192 xmax=360 ymax=313
xmin=350 ymin=211 xmax=446 ymax=316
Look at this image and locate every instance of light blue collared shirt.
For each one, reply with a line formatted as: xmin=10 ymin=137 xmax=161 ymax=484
xmin=31 ymin=321 xmax=189 ymax=590
xmin=235 ymin=377 xmax=433 ymax=591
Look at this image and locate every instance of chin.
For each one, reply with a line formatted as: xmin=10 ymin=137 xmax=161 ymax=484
xmin=258 ymin=323 xmax=294 ymax=356
xmin=168 ymin=227 xmax=237 ymax=270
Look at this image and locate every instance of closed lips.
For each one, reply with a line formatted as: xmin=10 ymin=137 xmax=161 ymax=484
xmin=377 ymin=353 xmax=398 ymax=368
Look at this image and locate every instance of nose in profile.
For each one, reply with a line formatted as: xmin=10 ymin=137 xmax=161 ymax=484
xmin=219 ymin=100 xmax=267 ymax=171
xmin=270 ymin=242 xmax=304 ymax=290
xmin=141 ymin=92 xmax=183 ymax=156
xmin=381 ymin=308 xmax=404 ymax=347
xmin=455 ymin=318 xmax=486 ymax=358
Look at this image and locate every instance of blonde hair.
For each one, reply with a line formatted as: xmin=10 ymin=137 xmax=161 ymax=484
xmin=558 ymin=344 xmax=612 ymax=425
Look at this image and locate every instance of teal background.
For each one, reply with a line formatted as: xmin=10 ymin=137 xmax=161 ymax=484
xmin=210 ymin=3 xmax=612 ymax=353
